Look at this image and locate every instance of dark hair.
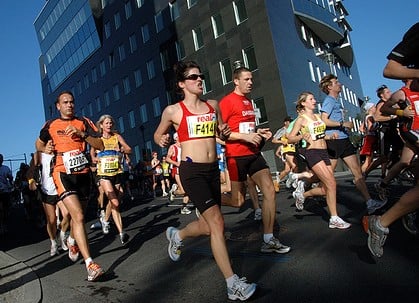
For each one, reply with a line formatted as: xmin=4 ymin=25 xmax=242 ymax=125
xmin=319 ymin=74 xmax=337 ymax=94
xmin=376 ymin=85 xmax=388 ymax=99
xmin=173 ymin=60 xmax=201 ymax=96
xmin=283 ymin=116 xmax=292 ymax=122
xmin=55 ymin=90 xmax=74 ymax=104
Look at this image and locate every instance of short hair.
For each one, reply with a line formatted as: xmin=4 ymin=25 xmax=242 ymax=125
xmin=233 ymin=66 xmax=251 ymax=80
xmin=319 ymin=74 xmax=337 ymax=94
xmin=173 ymin=60 xmax=201 ymax=96
xmin=56 ymin=90 xmax=74 ymax=104
xmin=96 ymin=114 xmax=115 ymax=133
xmin=376 ymin=85 xmax=388 ymax=99
xmin=283 ymin=116 xmax=292 ymax=123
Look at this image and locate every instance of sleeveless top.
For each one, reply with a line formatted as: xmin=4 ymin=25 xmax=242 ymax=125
xmin=300 ymin=114 xmax=326 ymax=141
xmin=400 ymin=86 xmax=419 ymax=132
xmin=364 ymin=115 xmax=379 ymax=136
xmin=177 ymin=101 xmax=217 ymax=142
xmin=97 ymin=134 xmax=123 ymax=177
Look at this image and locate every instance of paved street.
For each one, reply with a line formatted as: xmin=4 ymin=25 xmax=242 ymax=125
xmin=1 ymin=171 xmax=418 ymax=303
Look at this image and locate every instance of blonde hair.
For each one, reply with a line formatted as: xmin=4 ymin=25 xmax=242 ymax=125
xmin=295 ymin=91 xmax=313 ymax=113
xmin=96 ymin=114 xmax=116 ymax=133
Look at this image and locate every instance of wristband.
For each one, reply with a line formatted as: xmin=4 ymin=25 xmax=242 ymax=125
xmin=28 ymin=178 xmax=36 ymax=185
xmin=340 ymin=121 xmax=344 ymax=128
xmin=395 ymin=109 xmax=403 ymax=117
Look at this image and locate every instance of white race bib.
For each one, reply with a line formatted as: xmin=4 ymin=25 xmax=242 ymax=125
xmin=62 ymin=150 xmax=89 ymax=174
xmin=239 ymin=122 xmax=255 ymax=134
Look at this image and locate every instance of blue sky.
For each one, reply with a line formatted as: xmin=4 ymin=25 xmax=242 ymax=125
xmin=0 ymin=1 xmax=417 ymax=174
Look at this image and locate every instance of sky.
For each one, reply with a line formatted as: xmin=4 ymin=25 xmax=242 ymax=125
xmin=0 ymin=0 xmax=417 ymax=175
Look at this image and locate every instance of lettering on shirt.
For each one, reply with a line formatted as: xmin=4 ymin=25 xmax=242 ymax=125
xmin=186 ymin=113 xmax=216 ymax=138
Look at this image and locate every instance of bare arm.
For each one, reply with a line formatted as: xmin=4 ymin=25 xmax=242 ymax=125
xmin=154 ymin=105 xmax=177 ymax=147
xmin=320 ymin=112 xmax=353 ymax=129
xmin=286 ymin=117 xmax=304 ymax=144
xmin=117 ymin=134 xmax=132 ymax=154
xmin=383 ymin=60 xmax=419 ymax=79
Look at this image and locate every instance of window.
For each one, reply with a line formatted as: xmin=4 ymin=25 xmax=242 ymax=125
xmin=104 ymin=90 xmax=110 ymax=107
xmin=211 ymin=13 xmax=224 ymax=38
xmin=77 ymin=80 xmax=82 ymax=95
xmin=187 ymin=0 xmax=197 ymax=9
xmin=95 ymin=96 xmax=101 ymax=112
xmin=169 ymin=1 xmax=180 ymax=21
xmin=91 ymin=67 xmax=98 ymax=83
xmin=118 ymin=116 xmax=125 ymax=133
xmin=242 ymin=46 xmax=257 ymax=71
xmin=192 ymin=26 xmax=204 ymax=50
xmin=316 ymin=66 xmax=322 ymax=82
xmin=100 ymin=60 xmax=106 ymax=77
xmin=136 ymin=0 xmax=144 ymax=8
xmin=176 ymin=40 xmax=186 ymax=60
xmin=104 ymin=21 xmax=111 ymax=39
xmin=118 ymin=44 xmax=126 ymax=61
xmin=308 ymin=61 xmax=316 ymax=82
xmin=125 ymin=1 xmax=132 ymax=19
xmin=129 ymin=110 xmax=136 ymax=128
xmin=202 ymin=70 xmax=212 ymax=94
xmin=160 ymin=49 xmax=170 ymax=71
xmin=140 ymin=104 xmax=148 ymax=123
xmin=114 ymin=12 xmax=121 ymax=30
xmin=141 ymin=24 xmax=150 ymax=43
xmin=134 ymin=68 xmax=143 ymax=87
xmin=123 ymin=76 xmax=131 ymax=95
xmin=88 ymin=102 xmax=93 ymax=116
xmin=83 ymin=74 xmax=89 ymax=89
xmin=219 ymin=58 xmax=232 ymax=85
xmin=146 ymin=59 xmax=155 ymax=79
xmin=129 ymin=33 xmax=138 ymax=53
xmin=233 ymin=0 xmax=248 ymax=25
xmin=152 ymin=97 xmax=161 ymax=117
xmin=113 ymin=83 xmax=120 ymax=101
xmin=155 ymin=11 xmax=164 ymax=33
xmin=252 ymin=97 xmax=268 ymax=125
xmin=109 ymin=52 xmax=115 ymax=69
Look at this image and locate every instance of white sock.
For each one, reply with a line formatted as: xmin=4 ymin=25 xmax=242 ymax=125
xmin=263 ymin=233 xmax=273 ymax=243
xmin=226 ymin=274 xmax=238 ymax=288
xmin=68 ymin=236 xmax=75 ymax=246
xmin=331 ymin=216 xmax=339 ymax=220
xmin=85 ymin=257 xmax=93 ymax=267
xmin=50 ymin=238 xmax=57 ymax=246
xmin=174 ymin=231 xmax=182 ymax=242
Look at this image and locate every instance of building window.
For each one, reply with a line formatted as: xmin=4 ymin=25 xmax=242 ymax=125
xmin=155 ymin=11 xmax=164 ymax=33
xmin=109 ymin=52 xmax=115 ymax=69
xmin=129 ymin=110 xmax=136 ymax=128
xmin=118 ymin=116 xmax=125 ymax=133
xmin=160 ymin=49 xmax=170 ymax=71
xmin=242 ymin=46 xmax=257 ymax=71
xmin=140 ymin=104 xmax=148 ymax=123
xmin=114 ymin=12 xmax=121 ymax=30
xmin=123 ymin=76 xmax=131 ymax=95
xmin=91 ymin=67 xmax=98 ymax=83
xmin=211 ymin=13 xmax=224 ymax=38
xmin=83 ymin=74 xmax=90 ymax=89
xmin=88 ymin=102 xmax=93 ymax=116
xmin=134 ymin=68 xmax=143 ymax=87
xmin=301 ymin=24 xmax=307 ymax=41
xmin=308 ymin=61 xmax=316 ymax=82
xmin=187 ymin=0 xmax=198 ymax=9
xmin=129 ymin=33 xmax=138 ymax=53
xmin=220 ymin=58 xmax=232 ymax=85
xmin=100 ymin=60 xmax=106 ymax=77
xmin=152 ymin=97 xmax=161 ymax=117
xmin=104 ymin=90 xmax=110 ymax=107
xmin=169 ymin=1 xmax=180 ymax=21
xmin=136 ymin=0 xmax=144 ymax=8
xmin=77 ymin=80 xmax=82 ymax=95
xmin=176 ymin=40 xmax=186 ymax=60
xmin=141 ymin=24 xmax=150 ymax=43
xmin=252 ymin=97 xmax=268 ymax=125
xmin=113 ymin=84 xmax=120 ymax=101
xmin=316 ymin=66 xmax=322 ymax=82
xmin=118 ymin=44 xmax=126 ymax=61
xmin=192 ymin=26 xmax=204 ymax=50
xmin=125 ymin=1 xmax=132 ymax=19
xmin=104 ymin=21 xmax=111 ymax=39
xmin=233 ymin=0 xmax=248 ymax=25
xmin=146 ymin=59 xmax=156 ymax=79
xmin=95 ymin=96 xmax=101 ymax=112
xmin=202 ymin=70 xmax=212 ymax=94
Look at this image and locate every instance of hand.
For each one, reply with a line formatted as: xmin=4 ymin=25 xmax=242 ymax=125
xmin=45 ymin=140 xmax=55 ymax=154
xmin=342 ymin=121 xmax=353 ymax=130
xmin=158 ymin=134 xmax=171 ymax=147
xmin=257 ymin=128 xmax=272 ymax=140
xmin=403 ymin=106 xmax=415 ymax=118
xmin=218 ymin=123 xmax=231 ymax=141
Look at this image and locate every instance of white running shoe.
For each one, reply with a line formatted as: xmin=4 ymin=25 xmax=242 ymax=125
xmin=227 ymin=274 xmax=257 ymax=301
xmin=329 ymin=216 xmax=351 ymax=229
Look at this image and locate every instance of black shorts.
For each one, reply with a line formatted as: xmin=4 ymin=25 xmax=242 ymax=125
xmin=305 ymin=149 xmax=331 ymax=169
xmin=326 ymin=138 xmax=357 ymax=160
xmin=98 ymin=173 xmax=123 ymax=186
xmin=39 ymin=191 xmax=59 ymax=205
xmin=227 ymin=153 xmax=269 ymax=182
xmin=53 ymin=172 xmax=91 ymax=201
xmin=179 ymin=161 xmax=220 ymax=214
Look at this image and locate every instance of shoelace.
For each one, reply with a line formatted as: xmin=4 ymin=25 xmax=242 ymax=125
xmin=233 ymin=277 xmax=249 ymax=291
xmin=88 ymin=262 xmax=101 ymax=271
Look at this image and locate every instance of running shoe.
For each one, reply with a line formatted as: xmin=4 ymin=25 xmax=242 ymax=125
xmin=254 ymin=208 xmax=262 ymax=221
xmin=367 ymin=215 xmax=389 ymax=258
xmin=67 ymin=241 xmax=80 ymax=262
xmin=329 ymin=216 xmax=351 ymax=229
xmin=120 ymin=232 xmax=130 ymax=246
xmin=181 ymin=206 xmax=191 ymax=215
xmin=402 ymin=212 xmax=418 ymax=235
xmin=374 ymin=182 xmax=389 ymax=203
xmin=50 ymin=241 xmax=59 ymax=256
xmin=87 ymin=262 xmax=105 ymax=282
xmin=195 ymin=208 xmax=201 ymax=219
xmin=292 ymin=180 xmax=305 ymax=211
xmin=162 ymin=192 xmax=168 ymax=197
xmin=90 ymin=221 xmax=102 ymax=230
xmin=169 ymin=184 xmax=177 ymax=202
xmin=288 ymin=172 xmax=299 ymax=189
xmin=60 ymin=231 xmax=69 ymax=251
xmin=166 ymin=227 xmax=182 ymax=261
xmin=227 ymin=274 xmax=257 ymax=301
xmin=260 ymin=237 xmax=291 ymax=254
xmin=100 ymin=218 xmax=110 ymax=234
xmin=366 ymin=198 xmax=387 ymax=215
xmin=285 ymin=174 xmax=293 ymax=188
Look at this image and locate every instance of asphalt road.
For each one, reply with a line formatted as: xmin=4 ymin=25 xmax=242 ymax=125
xmin=1 ymin=171 xmax=418 ymax=303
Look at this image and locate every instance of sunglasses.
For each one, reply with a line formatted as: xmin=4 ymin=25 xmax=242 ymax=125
xmin=184 ymin=73 xmax=205 ymax=81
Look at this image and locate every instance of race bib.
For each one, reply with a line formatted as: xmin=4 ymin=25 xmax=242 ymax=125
xmin=239 ymin=122 xmax=255 ymax=134
xmin=186 ymin=113 xmax=216 ymax=138
xmin=311 ymin=121 xmax=326 ymax=140
xmin=97 ymin=150 xmax=122 ymax=176
xmin=62 ymin=150 xmax=89 ymax=174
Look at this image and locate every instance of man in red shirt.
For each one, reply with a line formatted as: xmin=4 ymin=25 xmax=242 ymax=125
xmin=219 ymin=66 xmax=290 ymax=254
